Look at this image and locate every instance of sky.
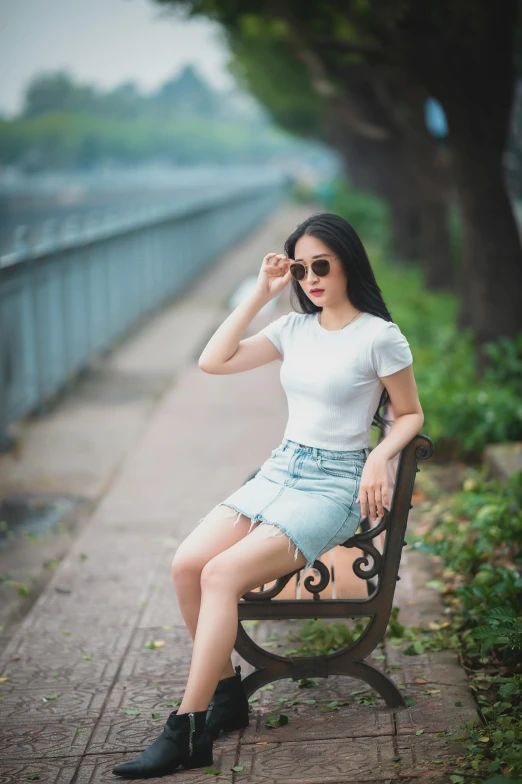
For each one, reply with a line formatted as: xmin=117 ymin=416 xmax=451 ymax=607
xmin=0 ymin=0 xmax=234 ymax=117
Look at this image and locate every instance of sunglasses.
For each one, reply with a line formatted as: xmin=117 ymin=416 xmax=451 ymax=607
xmin=289 ymin=258 xmax=331 ymax=281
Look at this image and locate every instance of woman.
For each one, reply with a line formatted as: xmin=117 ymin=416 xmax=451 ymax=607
xmin=112 ymin=213 xmax=424 ymax=778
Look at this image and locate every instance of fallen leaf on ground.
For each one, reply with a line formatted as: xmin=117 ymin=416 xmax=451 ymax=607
xmin=145 ymin=640 xmax=165 ymax=649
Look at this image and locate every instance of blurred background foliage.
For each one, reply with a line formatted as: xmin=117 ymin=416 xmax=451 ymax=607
xmin=0 ymin=65 xmax=323 ymax=168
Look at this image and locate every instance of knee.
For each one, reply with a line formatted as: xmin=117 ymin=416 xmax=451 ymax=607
xmin=171 ymin=545 xmax=203 ymax=587
xmin=200 ymin=555 xmax=238 ymax=597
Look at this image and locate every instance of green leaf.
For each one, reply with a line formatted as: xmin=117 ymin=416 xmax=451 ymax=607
xmin=403 ymin=696 xmax=417 ymax=707
xmin=125 ymin=709 xmax=141 ymax=716
xmin=415 ymin=729 xmax=424 ymax=735
xmin=488 ymin=606 xmax=516 ymax=619
xmin=320 ymin=703 xmax=338 ymax=712
xmin=151 ymin=712 xmax=161 ymax=719
xmin=499 ymin=681 xmax=519 ymax=697
xmin=265 ymin=712 xmax=289 ymax=728
xmin=231 ymin=765 xmax=244 ymax=772
xmin=203 ymin=767 xmax=222 ymax=775
xmin=296 ymin=678 xmax=318 ymax=688
xmin=43 ymin=693 xmax=60 ymax=700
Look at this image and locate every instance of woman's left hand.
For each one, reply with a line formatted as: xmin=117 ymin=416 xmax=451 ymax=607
xmin=355 ymin=451 xmax=390 ymax=523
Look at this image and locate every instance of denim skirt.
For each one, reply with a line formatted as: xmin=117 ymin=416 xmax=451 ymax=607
xmin=215 ymin=438 xmax=370 ymax=578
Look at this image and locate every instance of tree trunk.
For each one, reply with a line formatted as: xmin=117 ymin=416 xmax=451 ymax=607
xmin=396 ymin=0 xmax=522 ymax=352
xmin=328 ymin=106 xmax=454 ymax=290
xmin=451 ymin=140 xmax=522 ymax=345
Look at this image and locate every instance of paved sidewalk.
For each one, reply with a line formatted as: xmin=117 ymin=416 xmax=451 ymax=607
xmin=0 ymin=204 xmax=480 ymax=782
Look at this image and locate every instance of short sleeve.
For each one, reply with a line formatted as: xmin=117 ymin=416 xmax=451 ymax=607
xmin=258 ymin=313 xmax=290 ymax=360
xmin=370 ymin=322 xmax=413 ymax=377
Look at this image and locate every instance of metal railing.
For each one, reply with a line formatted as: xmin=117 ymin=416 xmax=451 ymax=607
xmin=0 ymin=170 xmax=291 ymax=447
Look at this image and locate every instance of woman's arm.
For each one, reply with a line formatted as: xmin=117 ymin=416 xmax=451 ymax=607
xmin=372 ymin=365 xmax=424 ymax=462
xmin=357 ymin=364 xmax=424 ymax=522
xmin=199 ymin=252 xmax=292 ymax=373
xmin=198 ymin=289 xmax=272 ymax=371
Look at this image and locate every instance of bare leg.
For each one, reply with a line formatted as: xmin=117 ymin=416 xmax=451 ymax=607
xmin=171 ymin=504 xmax=263 ymax=680
xmin=177 ymin=520 xmax=307 ymax=713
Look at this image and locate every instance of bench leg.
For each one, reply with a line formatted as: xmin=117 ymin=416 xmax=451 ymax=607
xmin=234 ymin=622 xmax=406 ymax=708
xmin=330 ymin=659 xmax=406 ymax=708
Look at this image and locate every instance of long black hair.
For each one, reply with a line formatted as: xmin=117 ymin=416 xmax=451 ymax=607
xmin=284 ymin=212 xmax=393 ymax=433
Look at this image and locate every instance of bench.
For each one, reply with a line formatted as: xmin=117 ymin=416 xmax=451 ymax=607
xmin=233 ymin=428 xmax=434 ymax=708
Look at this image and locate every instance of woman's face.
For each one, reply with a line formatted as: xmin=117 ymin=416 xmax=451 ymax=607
xmin=293 ymin=234 xmax=348 ymax=305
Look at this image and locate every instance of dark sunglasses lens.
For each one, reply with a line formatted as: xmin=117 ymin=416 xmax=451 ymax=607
xmin=290 ymin=264 xmax=305 ymax=280
xmin=312 ymin=260 xmax=330 ymax=276
xmin=289 ymin=260 xmax=330 ymax=280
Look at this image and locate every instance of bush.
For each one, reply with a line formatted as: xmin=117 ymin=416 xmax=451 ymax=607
xmin=411 ymin=470 xmax=522 ymax=781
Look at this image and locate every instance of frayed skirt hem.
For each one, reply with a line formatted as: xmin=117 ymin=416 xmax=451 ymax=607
xmin=217 ymin=503 xmax=317 ymax=579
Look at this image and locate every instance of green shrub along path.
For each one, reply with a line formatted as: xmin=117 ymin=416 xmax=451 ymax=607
xmin=408 ymin=468 xmax=522 ymax=782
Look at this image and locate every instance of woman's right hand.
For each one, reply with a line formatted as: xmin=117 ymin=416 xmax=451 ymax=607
xmin=255 ymin=253 xmax=292 ymax=300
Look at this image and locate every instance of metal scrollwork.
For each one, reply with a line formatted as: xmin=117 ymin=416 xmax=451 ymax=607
xmin=340 ymin=509 xmax=389 ymax=580
xmin=416 ymin=441 xmax=434 ymax=461
xmin=302 ymin=559 xmax=330 ymax=599
xmin=241 ymin=569 xmax=301 ymax=601
xmin=347 ymin=542 xmax=382 ymax=579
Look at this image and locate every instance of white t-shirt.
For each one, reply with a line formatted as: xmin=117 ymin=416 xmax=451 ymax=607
xmin=258 ymin=310 xmax=413 ymax=451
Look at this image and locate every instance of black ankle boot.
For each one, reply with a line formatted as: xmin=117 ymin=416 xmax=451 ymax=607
xmin=206 ymin=664 xmax=250 ymax=740
xmin=112 ymin=708 xmax=213 ymax=779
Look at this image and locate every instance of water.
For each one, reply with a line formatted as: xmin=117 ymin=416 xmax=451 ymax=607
xmin=0 ymin=164 xmax=285 ymax=256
